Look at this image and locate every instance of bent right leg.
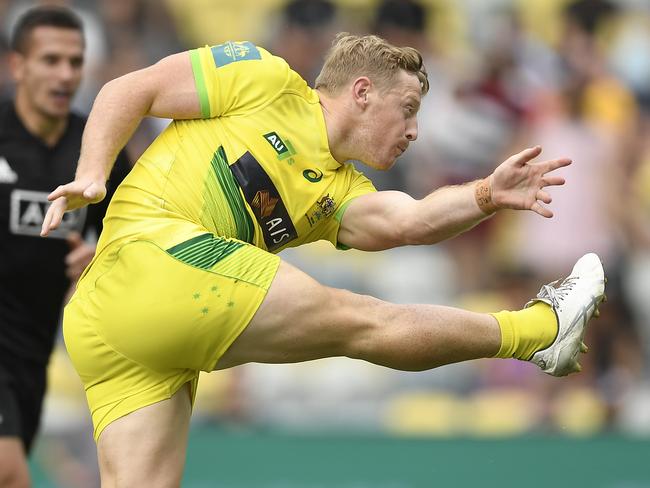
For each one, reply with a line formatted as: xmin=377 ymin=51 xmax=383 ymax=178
xmin=217 ymin=260 xmax=502 ymax=371
xmin=0 ymin=439 xmax=30 ymax=488
xmin=96 ymin=383 xmax=192 ymax=488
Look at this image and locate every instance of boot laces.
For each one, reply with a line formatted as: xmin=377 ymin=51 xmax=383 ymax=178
xmin=538 ymin=276 xmax=578 ymax=310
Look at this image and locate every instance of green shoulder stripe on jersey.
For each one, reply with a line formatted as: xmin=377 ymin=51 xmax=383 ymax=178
xmin=167 ymin=233 xmax=243 ymax=269
xmin=190 ymin=49 xmax=210 ymax=118
xmin=211 ymin=147 xmax=255 ymax=243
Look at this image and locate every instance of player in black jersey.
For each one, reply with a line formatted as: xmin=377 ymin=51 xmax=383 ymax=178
xmin=0 ymin=6 xmax=130 ymax=487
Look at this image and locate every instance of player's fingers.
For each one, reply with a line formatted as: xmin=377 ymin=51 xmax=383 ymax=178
xmin=508 ymin=145 xmax=542 ymax=167
xmin=40 ymin=199 xmax=66 ymax=236
xmin=40 ymin=204 xmax=56 ymax=236
xmin=536 ymin=189 xmax=552 ymax=204
xmin=47 ymin=183 xmax=72 ymax=201
xmin=531 ymin=201 xmax=553 ymax=218
xmin=541 ymin=175 xmax=565 ymax=187
xmin=40 ymin=211 xmax=52 ymax=237
xmin=542 ymin=157 xmax=572 ymax=173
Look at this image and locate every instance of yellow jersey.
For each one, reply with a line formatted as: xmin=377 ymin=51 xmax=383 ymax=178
xmin=97 ymin=41 xmax=376 ymax=254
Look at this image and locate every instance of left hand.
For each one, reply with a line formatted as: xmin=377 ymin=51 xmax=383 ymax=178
xmin=490 ymin=146 xmax=571 ymax=218
xmin=41 ymin=178 xmax=107 ymax=237
xmin=64 ymin=232 xmax=96 ymax=281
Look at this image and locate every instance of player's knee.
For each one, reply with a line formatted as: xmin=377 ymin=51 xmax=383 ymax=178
xmin=286 ymin=283 xmax=370 ymax=355
xmin=328 ymin=289 xmax=392 ymax=358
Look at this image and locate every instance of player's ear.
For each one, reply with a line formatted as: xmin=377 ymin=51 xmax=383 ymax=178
xmin=8 ymin=52 xmax=25 ymax=82
xmin=351 ymin=76 xmax=372 ymax=109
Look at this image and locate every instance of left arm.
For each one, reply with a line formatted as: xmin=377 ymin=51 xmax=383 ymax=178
xmin=337 ymin=146 xmax=571 ymax=251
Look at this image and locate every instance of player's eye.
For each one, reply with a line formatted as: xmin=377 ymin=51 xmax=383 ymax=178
xmin=70 ymin=56 xmax=84 ymax=69
xmin=42 ymin=54 xmax=58 ymax=65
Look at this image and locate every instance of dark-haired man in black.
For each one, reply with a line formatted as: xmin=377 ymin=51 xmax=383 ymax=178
xmin=0 ymin=6 xmax=129 ymax=486
xmin=268 ymin=0 xmax=338 ymax=84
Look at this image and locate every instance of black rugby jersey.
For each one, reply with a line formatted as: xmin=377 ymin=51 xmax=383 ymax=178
xmin=0 ymin=100 xmax=130 ymax=363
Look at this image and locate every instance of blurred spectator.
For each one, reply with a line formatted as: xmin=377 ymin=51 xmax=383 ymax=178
xmin=503 ymin=0 xmax=644 ymax=427
xmin=622 ymin=114 xmax=650 ymax=374
xmin=609 ymin=8 xmax=650 ymax=111
xmin=507 ymin=0 xmax=631 ymax=277
xmin=266 ymin=0 xmax=338 ymax=85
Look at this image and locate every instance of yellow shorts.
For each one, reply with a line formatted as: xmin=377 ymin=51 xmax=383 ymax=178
xmin=63 ymin=233 xmax=279 ymax=441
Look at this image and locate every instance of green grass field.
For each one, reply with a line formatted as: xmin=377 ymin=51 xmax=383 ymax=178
xmin=31 ymin=426 xmax=650 ymax=487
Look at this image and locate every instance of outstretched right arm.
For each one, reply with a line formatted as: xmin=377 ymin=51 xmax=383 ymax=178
xmin=41 ymin=51 xmax=200 ymax=236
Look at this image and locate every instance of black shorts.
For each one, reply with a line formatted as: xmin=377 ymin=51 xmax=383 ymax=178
xmin=0 ymin=349 xmax=46 ymax=454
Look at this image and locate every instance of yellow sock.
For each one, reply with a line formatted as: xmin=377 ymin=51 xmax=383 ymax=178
xmin=490 ymin=303 xmax=558 ymax=360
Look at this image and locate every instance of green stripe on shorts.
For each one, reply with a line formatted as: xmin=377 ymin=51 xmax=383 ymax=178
xmin=167 ymin=233 xmax=279 ymax=290
xmin=167 ymin=233 xmax=243 ymax=270
xmin=213 ymin=245 xmax=278 ymax=290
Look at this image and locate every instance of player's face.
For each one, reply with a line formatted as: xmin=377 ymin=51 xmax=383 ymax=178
xmin=361 ymin=70 xmax=421 ymax=170
xmin=11 ymin=26 xmax=84 ymax=120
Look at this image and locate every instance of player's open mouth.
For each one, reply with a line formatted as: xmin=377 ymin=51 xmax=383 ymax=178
xmin=50 ymin=89 xmax=72 ymax=102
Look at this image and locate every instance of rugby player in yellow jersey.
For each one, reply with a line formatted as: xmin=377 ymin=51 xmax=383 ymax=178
xmin=41 ymin=34 xmax=605 ymax=486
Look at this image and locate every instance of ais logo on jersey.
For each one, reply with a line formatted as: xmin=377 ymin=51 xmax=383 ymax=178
xmin=230 ymin=152 xmax=298 ymax=251
xmin=263 ymin=132 xmax=296 ymax=161
xmin=251 ymin=190 xmax=278 ymax=218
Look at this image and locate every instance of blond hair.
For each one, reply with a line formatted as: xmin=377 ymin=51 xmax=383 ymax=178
xmin=314 ymin=33 xmax=429 ymax=96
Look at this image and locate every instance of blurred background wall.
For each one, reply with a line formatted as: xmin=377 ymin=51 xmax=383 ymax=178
xmin=1 ymin=0 xmax=649 ymax=486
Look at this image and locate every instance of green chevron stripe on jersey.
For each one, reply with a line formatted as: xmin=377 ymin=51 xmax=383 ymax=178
xmin=167 ymin=233 xmax=244 ymax=270
xmin=210 ymin=146 xmax=255 ymax=243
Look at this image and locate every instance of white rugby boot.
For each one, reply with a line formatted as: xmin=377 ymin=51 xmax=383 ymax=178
xmin=526 ymin=253 xmax=606 ymax=377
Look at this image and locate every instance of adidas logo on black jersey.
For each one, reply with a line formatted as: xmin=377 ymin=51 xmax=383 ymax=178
xmin=0 ymin=156 xmax=18 ymax=184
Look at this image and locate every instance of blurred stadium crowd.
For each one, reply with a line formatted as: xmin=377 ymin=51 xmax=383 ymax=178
xmin=1 ymin=0 xmax=650 ymax=484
